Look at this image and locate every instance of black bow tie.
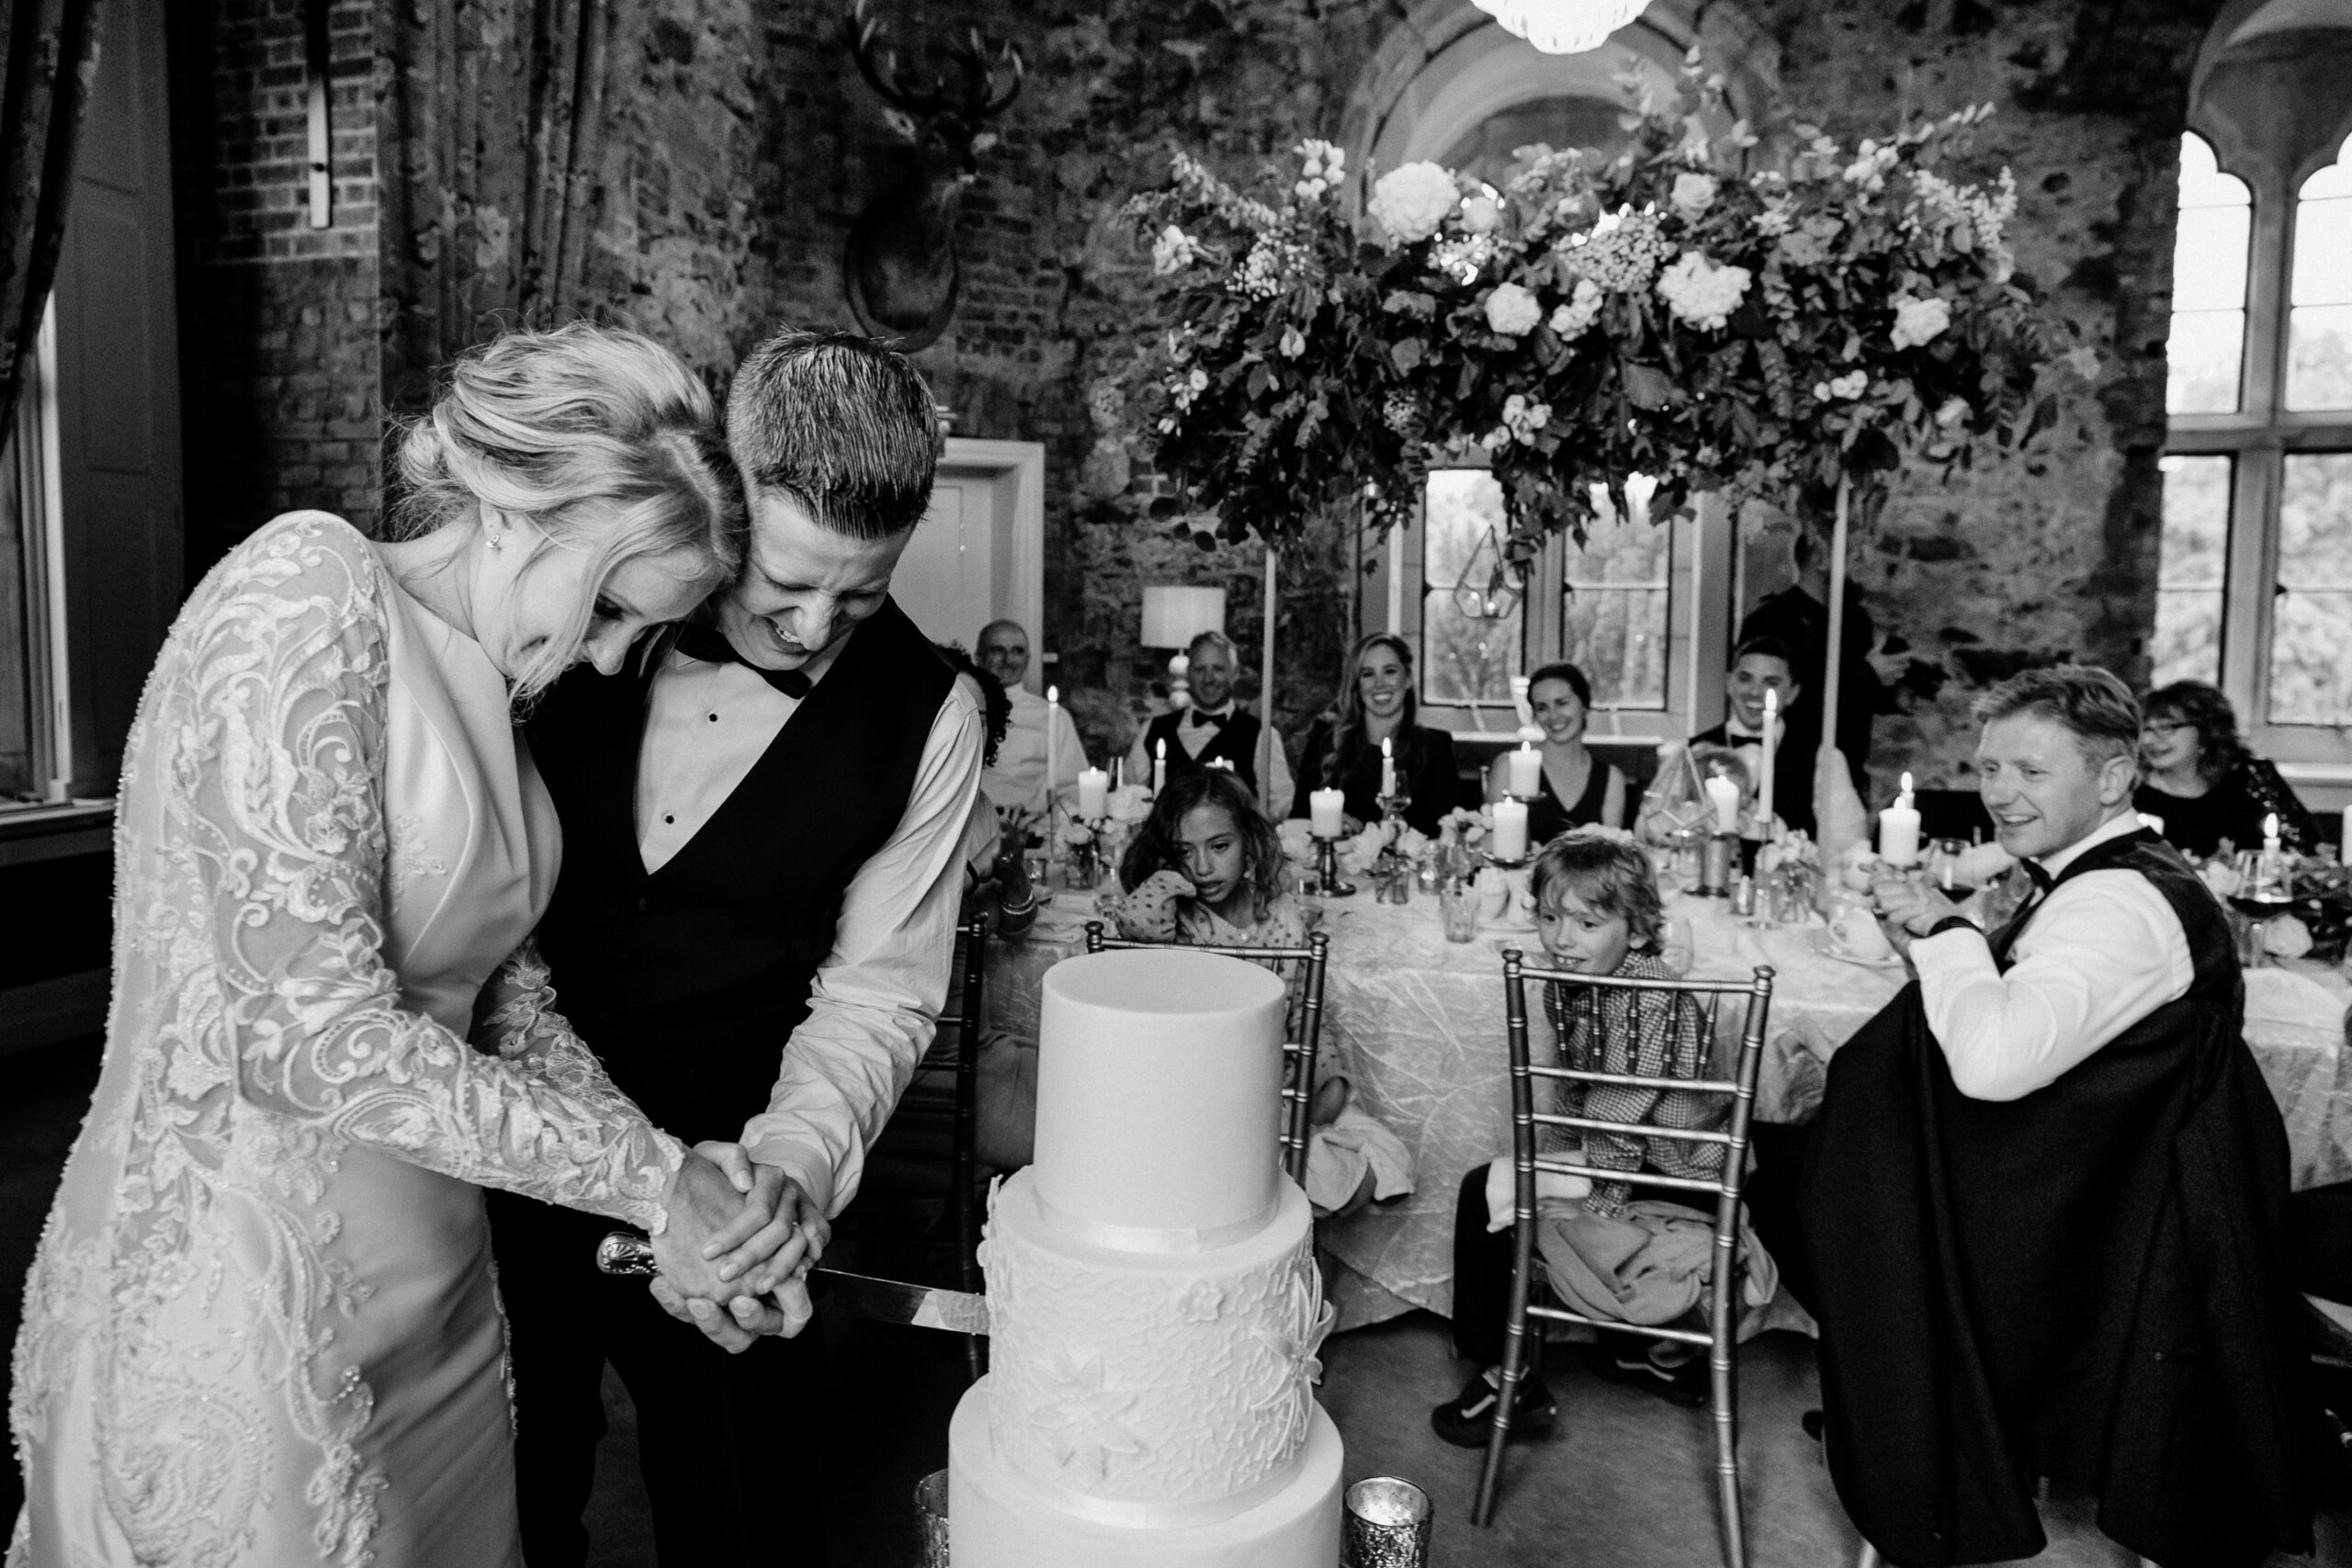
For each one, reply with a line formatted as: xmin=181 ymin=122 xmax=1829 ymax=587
xmin=2020 ymin=860 xmax=2054 ymax=894
xmin=673 ymin=623 xmax=813 ymax=699
xmin=1188 ymin=708 xmax=1227 ymax=729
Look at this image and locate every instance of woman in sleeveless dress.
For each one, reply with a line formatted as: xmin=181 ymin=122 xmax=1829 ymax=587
xmin=1486 ymin=660 xmax=1625 ymax=846
xmin=9 ymin=325 xmax=805 ymax=1568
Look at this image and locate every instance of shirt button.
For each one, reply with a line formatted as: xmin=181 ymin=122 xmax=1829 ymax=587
xmin=707 ymin=713 xmax=718 ymax=722
xmin=636 ymin=897 xmax=650 ymax=913
xmin=664 ymin=814 xmax=675 ymax=825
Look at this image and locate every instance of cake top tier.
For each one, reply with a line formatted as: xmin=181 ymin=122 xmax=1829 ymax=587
xmin=1031 ymin=949 xmax=1288 ymax=1249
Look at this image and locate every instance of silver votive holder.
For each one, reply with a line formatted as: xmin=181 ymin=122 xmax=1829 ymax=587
xmin=1342 ymin=1475 xmax=1432 ymax=1568
xmin=913 ymin=1470 xmax=950 ymax=1567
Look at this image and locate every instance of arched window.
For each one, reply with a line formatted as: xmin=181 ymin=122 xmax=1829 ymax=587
xmin=2157 ymin=54 xmax=2352 ymax=767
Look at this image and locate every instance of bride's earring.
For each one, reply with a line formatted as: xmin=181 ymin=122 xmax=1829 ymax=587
xmin=484 ymin=526 xmax=504 ymax=552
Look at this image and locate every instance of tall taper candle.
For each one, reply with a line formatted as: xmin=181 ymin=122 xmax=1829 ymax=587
xmin=1757 ymin=688 xmax=1778 ymax=835
xmin=1045 ymin=686 xmax=1059 ymax=815
xmin=1380 ymin=736 xmax=1396 ymax=797
xmin=1153 ymin=738 xmax=1167 ymax=795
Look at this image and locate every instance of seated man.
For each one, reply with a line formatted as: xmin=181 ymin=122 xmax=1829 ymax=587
xmin=976 ymin=617 xmax=1083 ymax=819
xmin=1125 ymin=628 xmax=1295 ymax=818
xmin=1801 ymin=666 xmax=2317 ymax=1567
xmin=1647 ymin=636 xmax=1822 ymax=837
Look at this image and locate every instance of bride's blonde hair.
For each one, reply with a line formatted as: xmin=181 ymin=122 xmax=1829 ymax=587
xmin=390 ymin=321 xmax=746 ymax=701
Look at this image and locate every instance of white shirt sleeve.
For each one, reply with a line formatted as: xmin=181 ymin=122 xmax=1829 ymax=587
xmin=1905 ymin=868 xmax=2196 ymax=1101
xmin=738 ymin=681 xmax=985 ymax=1216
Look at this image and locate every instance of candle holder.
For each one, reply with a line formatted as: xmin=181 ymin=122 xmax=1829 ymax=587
xmin=1312 ymin=833 xmax=1358 ymax=897
xmin=1697 ymin=832 xmax=1736 ymax=897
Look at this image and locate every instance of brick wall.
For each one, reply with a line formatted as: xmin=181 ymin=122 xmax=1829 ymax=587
xmin=175 ymin=0 xmax=380 ymax=578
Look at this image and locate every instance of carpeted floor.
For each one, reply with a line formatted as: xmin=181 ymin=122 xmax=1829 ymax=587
xmin=5 ymin=1035 xmax=2347 ymax=1566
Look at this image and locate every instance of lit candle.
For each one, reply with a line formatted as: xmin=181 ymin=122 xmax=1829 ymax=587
xmin=1380 ymin=736 xmax=1396 ymax=797
xmin=2263 ymin=812 xmax=2281 ymax=854
xmin=1505 ymin=743 xmax=1541 ymax=798
xmin=1756 ymin=688 xmax=1778 ymax=836
xmin=1309 ymin=787 xmax=1347 ymax=838
xmin=1077 ymin=766 xmax=1109 ymax=820
xmin=1878 ymin=771 xmax=1922 ymax=866
xmin=1703 ymin=775 xmax=1741 ymax=836
xmin=1046 ymin=686 xmax=1060 ymax=815
xmin=1493 ymin=797 xmax=1530 ymax=861
xmin=1153 ymin=737 xmax=1167 ymax=794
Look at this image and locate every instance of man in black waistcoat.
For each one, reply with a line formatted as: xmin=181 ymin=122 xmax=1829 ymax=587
xmin=492 ymin=329 xmax=983 ymax=1567
xmin=1800 ymin=666 xmax=2318 ymax=1567
xmin=1125 ymin=628 xmax=1296 ymax=817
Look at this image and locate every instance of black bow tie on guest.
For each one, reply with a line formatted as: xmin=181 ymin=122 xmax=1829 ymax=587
xmin=1188 ymin=708 xmax=1227 ymax=730
xmin=2020 ymin=859 xmax=2054 ymax=894
xmin=673 ymin=623 xmax=813 ymax=700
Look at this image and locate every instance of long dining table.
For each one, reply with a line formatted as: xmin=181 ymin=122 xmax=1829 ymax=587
xmin=987 ymin=884 xmax=2352 ymax=1331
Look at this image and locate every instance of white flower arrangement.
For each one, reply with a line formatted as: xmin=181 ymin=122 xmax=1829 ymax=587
xmin=1105 ymin=784 xmax=1155 ymax=825
xmin=1814 ymin=369 xmax=1868 ymax=400
xmin=1150 ymin=224 xmax=1199 ymax=276
xmin=1277 ymin=818 xmax=1318 ymax=864
xmin=1670 ymin=172 xmax=1718 ymax=217
xmin=1368 ymin=162 xmax=1460 ymax=247
xmin=1484 ymin=282 xmax=1543 ymax=337
xmin=1280 ymin=325 xmax=1306 ymax=359
xmin=1460 ymin=196 xmax=1501 ymax=234
xmin=1480 ymin=392 xmax=1553 ymax=451
xmin=1547 ymin=277 xmax=1603 ymax=339
xmin=1293 ymin=139 xmax=1344 ymax=202
xmin=1655 ymin=250 xmax=1751 ymax=331
xmin=1439 ymin=807 xmax=1492 ymax=845
xmin=1888 ymin=293 xmax=1952 ymax=350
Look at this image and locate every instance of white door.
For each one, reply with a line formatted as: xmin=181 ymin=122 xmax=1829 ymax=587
xmin=889 ymin=438 xmax=1046 ymax=683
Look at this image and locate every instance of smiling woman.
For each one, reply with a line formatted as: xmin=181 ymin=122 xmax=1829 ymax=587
xmin=1293 ymin=631 xmax=1466 ymax=835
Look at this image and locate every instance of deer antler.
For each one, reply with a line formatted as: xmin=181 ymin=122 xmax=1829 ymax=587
xmin=843 ymin=0 xmax=1023 ymax=126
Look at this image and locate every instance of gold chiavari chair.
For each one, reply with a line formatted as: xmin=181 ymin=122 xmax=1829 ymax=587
xmin=1080 ymin=920 xmax=1329 ymax=1185
xmin=1472 ymin=949 xmax=1775 ymax=1568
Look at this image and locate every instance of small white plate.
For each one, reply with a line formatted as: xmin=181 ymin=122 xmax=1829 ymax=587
xmin=1813 ymin=928 xmax=1906 ymax=971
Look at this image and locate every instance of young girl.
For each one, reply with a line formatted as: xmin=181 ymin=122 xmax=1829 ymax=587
xmin=1431 ymin=829 xmax=1769 ymax=1444
xmin=1106 ymin=770 xmax=1411 ymax=1217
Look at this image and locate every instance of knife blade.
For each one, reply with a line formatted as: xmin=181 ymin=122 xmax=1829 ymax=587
xmin=594 ymin=1232 xmax=989 ymax=1337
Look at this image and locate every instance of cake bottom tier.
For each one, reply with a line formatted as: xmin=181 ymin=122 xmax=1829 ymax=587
xmin=948 ymin=1379 xmax=1342 ymax=1568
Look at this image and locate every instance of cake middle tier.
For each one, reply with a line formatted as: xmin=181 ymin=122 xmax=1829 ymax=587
xmin=980 ymin=1171 xmax=1331 ymax=1514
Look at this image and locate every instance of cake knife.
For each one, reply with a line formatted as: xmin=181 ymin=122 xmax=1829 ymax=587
xmin=594 ymin=1232 xmax=990 ymax=1337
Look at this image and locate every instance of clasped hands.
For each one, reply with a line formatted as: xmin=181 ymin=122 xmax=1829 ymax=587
xmin=649 ymin=1142 xmax=831 ymax=1354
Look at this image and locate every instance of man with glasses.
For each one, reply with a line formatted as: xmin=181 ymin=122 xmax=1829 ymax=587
xmin=1798 ymin=665 xmax=2317 ymax=1567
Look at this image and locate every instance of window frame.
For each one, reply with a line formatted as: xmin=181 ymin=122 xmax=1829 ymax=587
xmin=2166 ymin=120 xmax=2352 ymax=777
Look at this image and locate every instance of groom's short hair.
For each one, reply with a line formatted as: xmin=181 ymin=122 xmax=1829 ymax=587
xmin=725 ymin=327 xmax=940 ymax=538
xmin=1972 ymin=664 xmax=2141 ymax=767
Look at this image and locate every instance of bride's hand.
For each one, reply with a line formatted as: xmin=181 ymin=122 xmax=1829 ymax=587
xmin=651 ymin=1145 xmax=810 ymax=1298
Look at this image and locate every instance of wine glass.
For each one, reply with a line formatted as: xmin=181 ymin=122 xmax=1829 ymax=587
xmin=1924 ymin=838 xmax=1974 ymax=901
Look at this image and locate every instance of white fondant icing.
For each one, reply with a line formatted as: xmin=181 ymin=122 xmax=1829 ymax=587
xmin=1032 ymin=950 xmax=1287 ymax=1239
xmin=979 ymin=1175 xmax=1330 ymax=1509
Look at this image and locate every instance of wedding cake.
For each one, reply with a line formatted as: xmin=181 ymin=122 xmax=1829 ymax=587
xmin=947 ymin=948 xmax=1343 ymax=1567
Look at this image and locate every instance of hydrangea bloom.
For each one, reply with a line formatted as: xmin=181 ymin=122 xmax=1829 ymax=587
xmin=1563 ymin=209 xmax=1673 ymax=292
xmin=1480 ymin=392 xmax=1553 ymax=449
xmin=1548 ymin=277 xmax=1603 ymax=339
xmin=1460 ymin=196 xmax=1501 ymax=234
xmin=1484 ymin=282 xmax=1543 ymax=337
xmin=1655 ymin=250 xmax=1752 ymax=331
xmin=1279 ymin=325 xmax=1306 ymax=359
xmin=1814 ymin=369 xmax=1868 ymax=400
xmin=1368 ymin=163 xmax=1460 ymax=246
xmin=1151 ymin=225 xmax=1199 ymax=276
xmin=1670 ymin=172 xmax=1718 ymax=217
xmin=1889 ymin=294 xmax=1952 ymax=350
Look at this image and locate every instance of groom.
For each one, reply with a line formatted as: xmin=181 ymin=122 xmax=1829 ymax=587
xmin=493 ymin=327 xmax=983 ymax=1566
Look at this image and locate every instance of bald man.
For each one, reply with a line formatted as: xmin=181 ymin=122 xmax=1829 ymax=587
xmin=977 ymin=618 xmax=1083 ymax=818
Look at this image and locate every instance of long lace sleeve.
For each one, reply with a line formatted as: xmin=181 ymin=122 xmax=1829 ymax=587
xmin=475 ymin=937 xmax=650 ymax=1123
xmin=160 ymin=526 xmax=684 ymax=1231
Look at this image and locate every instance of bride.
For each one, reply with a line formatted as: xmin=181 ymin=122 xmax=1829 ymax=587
xmin=9 ymin=322 xmax=807 ymax=1567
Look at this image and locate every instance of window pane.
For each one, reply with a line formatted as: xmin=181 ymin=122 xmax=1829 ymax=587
xmin=2290 ymin=137 xmax=2352 ymax=411
xmin=1421 ymin=469 xmax=1522 ymax=705
xmin=1561 ymin=479 xmax=1671 ymax=708
xmin=2173 ymin=203 xmax=2251 ymax=311
xmin=2166 ymin=310 xmax=2246 ymax=414
xmin=2152 ymin=454 xmax=2230 ymax=685
xmin=2267 ymin=453 xmax=2352 ymax=725
xmin=2290 ymin=306 xmax=2352 ymax=411
xmin=0 ymin=431 xmax=29 ymax=799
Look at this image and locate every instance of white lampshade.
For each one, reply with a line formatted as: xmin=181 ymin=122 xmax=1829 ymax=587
xmin=1472 ymin=0 xmax=1650 ymax=53
xmin=1141 ymin=585 xmax=1227 ymax=649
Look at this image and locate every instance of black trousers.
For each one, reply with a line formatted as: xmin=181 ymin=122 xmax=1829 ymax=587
xmin=488 ymin=1190 xmax=831 ymax=1568
xmin=1450 ymin=1166 xmax=1519 ymax=1367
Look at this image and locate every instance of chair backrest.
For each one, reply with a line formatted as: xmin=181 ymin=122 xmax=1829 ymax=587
xmin=1080 ymin=919 xmax=1330 ymax=1184
xmin=1498 ymin=950 xmax=1775 ymax=1252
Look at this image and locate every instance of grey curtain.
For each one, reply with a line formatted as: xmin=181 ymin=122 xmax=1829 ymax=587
xmin=0 ymin=0 xmax=103 ymax=434
xmin=379 ymin=0 xmax=619 ymax=416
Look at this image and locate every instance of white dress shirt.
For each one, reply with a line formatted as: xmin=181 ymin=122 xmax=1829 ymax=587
xmin=979 ymin=685 xmax=1085 ymax=817
xmin=633 ymin=627 xmax=984 ymax=1217
xmin=1124 ymin=702 xmax=1295 ymax=818
xmin=1907 ymin=812 xmax=2196 ymax=1103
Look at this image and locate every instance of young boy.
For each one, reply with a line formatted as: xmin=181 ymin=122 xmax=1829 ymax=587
xmin=1430 ymin=830 xmax=1738 ymax=1444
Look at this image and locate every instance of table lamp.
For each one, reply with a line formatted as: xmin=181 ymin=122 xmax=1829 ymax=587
xmin=1140 ymin=585 xmax=1227 ymax=711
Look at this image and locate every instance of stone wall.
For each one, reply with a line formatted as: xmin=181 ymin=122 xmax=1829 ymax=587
xmin=174 ymin=0 xmax=380 ymax=576
xmin=163 ymin=0 xmax=2223 ymax=780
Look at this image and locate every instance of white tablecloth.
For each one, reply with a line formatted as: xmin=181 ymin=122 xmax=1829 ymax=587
xmin=988 ymin=887 xmax=2352 ymax=1329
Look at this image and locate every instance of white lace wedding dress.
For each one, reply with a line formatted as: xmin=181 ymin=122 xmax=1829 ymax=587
xmin=8 ymin=513 xmax=686 ymax=1567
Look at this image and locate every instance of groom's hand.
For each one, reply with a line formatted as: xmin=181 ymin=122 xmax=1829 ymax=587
xmin=652 ymin=1148 xmax=793 ymax=1300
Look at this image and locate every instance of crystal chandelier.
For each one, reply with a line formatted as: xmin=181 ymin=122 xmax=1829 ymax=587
xmin=1471 ymin=0 xmax=1650 ymax=53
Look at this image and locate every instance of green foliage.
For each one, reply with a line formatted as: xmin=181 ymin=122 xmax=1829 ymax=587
xmin=1119 ymin=51 xmax=2070 ymax=562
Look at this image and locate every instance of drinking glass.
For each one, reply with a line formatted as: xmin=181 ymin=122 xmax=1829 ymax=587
xmin=1924 ymin=838 xmax=1971 ymax=898
xmin=1438 ymin=880 xmax=1480 ymax=942
xmin=1660 ymin=915 xmax=1695 ymax=976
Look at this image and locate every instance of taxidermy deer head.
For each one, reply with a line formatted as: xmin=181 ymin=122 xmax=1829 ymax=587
xmin=841 ymin=0 xmax=1023 ymax=351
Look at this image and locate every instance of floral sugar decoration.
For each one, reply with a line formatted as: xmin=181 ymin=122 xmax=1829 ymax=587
xmin=1120 ymin=51 xmax=2073 ymax=558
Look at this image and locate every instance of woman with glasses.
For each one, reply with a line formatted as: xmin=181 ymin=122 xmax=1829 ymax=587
xmin=2134 ymin=680 xmax=2320 ymax=859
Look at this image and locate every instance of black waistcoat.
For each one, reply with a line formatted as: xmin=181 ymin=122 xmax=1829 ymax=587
xmin=525 ymin=600 xmax=955 ymax=1143
xmin=1142 ymin=707 xmax=1262 ymax=800
xmin=1800 ymin=828 xmax=2317 ymax=1566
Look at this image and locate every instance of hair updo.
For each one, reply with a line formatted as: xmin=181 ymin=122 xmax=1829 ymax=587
xmin=390 ymin=321 xmax=747 ymax=701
